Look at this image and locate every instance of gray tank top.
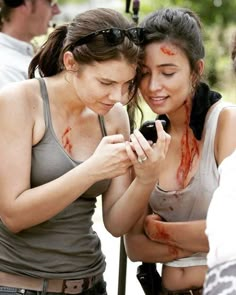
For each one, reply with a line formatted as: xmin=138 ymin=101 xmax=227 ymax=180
xmin=0 ymin=78 xmax=111 ymax=279
xmin=150 ymin=101 xmax=234 ymax=267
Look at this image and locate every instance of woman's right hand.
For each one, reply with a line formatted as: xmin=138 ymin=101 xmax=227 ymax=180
xmin=126 ymin=120 xmax=171 ymax=185
xmin=89 ymin=134 xmax=132 ymax=180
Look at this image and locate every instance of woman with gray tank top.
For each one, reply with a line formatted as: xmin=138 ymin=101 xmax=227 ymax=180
xmin=0 ymin=7 xmax=170 ymax=295
xmin=125 ymin=7 xmax=236 ymax=295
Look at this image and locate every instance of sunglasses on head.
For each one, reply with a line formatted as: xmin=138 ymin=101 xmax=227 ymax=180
xmin=71 ymin=27 xmax=145 ymax=49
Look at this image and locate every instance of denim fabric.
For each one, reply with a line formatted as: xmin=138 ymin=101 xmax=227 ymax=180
xmin=0 ymin=280 xmax=107 ymax=295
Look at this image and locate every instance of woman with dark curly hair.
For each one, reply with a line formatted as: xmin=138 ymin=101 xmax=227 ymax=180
xmin=125 ymin=7 xmax=236 ymax=295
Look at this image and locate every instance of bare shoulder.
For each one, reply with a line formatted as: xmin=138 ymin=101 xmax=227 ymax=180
xmin=215 ymin=103 xmax=236 ymax=165
xmin=217 ymin=103 xmax=236 ymax=135
xmin=104 ymin=103 xmax=130 ymax=139
xmin=0 ymin=79 xmax=41 ymax=116
xmin=0 ymin=79 xmax=43 ymax=135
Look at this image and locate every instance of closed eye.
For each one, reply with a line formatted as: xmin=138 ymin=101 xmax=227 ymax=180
xmin=100 ymin=81 xmax=113 ymax=85
xmin=163 ymin=72 xmax=175 ymax=77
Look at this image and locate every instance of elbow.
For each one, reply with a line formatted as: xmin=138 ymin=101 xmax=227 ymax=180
xmin=1 ymin=215 xmax=24 ymax=233
xmin=103 ymin=219 xmax=129 ymax=237
xmin=124 ymin=234 xmax=143 ymax=262
xmin=104 ymin=225 xmax=124 ymax=238
xmin=126 ymin=249 xmax=141 ymax=262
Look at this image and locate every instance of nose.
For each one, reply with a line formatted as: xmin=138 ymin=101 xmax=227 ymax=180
xmin=148 ymin=74 xmax=162 ymax=92
xmin=52 ymin=3 xmax=61 ymax=15
xmin=109 ymin=86 xmax=125 ymax=104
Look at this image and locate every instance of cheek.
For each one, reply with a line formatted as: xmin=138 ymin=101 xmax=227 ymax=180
xmin=139 ymin=78 xmax=148 ymax=95
xmin=168 ymin=74 xmax=191 ymax=95
xmin=121 ymin=84 xmax=129 ymax=96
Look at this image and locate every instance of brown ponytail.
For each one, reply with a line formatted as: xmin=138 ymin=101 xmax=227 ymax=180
xmin=28 ymin=24 xmax=68 ymax=78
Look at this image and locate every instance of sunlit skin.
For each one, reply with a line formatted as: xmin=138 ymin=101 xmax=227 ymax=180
xmin=67 ymin=57 xmax=137 ymax=116
xmin=44 ymin=56 xmax=138 ymax=160
xmin=139 ymin=41 xmax=200 ymax=188
xmin=140 ymin=41 xmax=193 ymax=116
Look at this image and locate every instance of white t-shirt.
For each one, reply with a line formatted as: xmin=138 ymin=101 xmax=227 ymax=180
xmin=0 ymin=33 xmax=34 ymax=89
xmin=206 ymin=149 xmax=236 ymax=268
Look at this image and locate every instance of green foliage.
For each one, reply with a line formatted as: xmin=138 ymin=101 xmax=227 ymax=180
xmin=128 ymin=0 xmax=236 ymax=26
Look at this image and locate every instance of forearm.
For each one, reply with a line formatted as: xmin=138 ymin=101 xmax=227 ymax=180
xmin=103 ymin=177 xmax=156 ymax=237
xmin=173 ymin=220 xmax=209 ymax=252
xmin=125 ymin=232 xmax=192 ymax=263
xmin=146 ymin=218 xmax=209 ymax=252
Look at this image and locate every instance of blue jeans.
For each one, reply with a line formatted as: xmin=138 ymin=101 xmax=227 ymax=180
xmin=0 ymin=280 xmax=107 ymax=295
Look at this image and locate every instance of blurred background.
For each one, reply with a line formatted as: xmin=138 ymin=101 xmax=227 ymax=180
xmin=43 ymin=1 xmax=236 ymax=294
xmin=44 ymin=0 xmax=236 ymax=124
xmin=51 ymin=0 xmax=236 ymax=106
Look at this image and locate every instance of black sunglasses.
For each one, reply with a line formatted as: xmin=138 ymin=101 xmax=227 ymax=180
xmin=71 ymin=27 xmax=145 ymax=49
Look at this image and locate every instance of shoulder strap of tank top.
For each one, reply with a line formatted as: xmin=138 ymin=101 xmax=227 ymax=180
xmin=98 ymin=115 xmax=107 ymax=136
xmin=37 ymin=78 xmax=52 ymax=129
xmin=38 ymin=79 xmax=107 ymax=137
xmin=201 ymin=101 xmax=234 ymax=166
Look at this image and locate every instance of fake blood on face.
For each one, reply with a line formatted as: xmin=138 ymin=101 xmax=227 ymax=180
xmin=160 ymin=46 xmax=176 ymax=56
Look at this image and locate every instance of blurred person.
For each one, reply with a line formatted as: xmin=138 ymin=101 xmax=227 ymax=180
xmin=0 ymin=0 xmax=60 ymax=88
xmin=203 ymin=150 xmax=236 ymax=295
xmin=0 ymin=7 xmax=170 ymax=295
xmin=203 ymin=32 xmax=236 ymax=295
xmin=124 ymin=7 xmax=236 ymax=295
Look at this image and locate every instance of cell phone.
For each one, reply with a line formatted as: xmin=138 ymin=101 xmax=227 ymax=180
xmin=139 ymin=119 xmax=166 ymax=143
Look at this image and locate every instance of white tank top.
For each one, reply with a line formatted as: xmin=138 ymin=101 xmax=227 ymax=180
xmin=149 ymin=101 xmax=233 ymax=267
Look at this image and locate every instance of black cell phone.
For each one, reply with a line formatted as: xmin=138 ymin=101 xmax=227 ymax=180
xmin=139 ymin=119 xmax=166 ymax=143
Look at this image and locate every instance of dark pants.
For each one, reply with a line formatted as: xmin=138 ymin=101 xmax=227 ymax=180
xmin=0 ymin=280 xmax=107 ymax=295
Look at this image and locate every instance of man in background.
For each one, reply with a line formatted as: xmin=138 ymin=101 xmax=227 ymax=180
xmin=0 ymin=0 xmax=60 ymax=88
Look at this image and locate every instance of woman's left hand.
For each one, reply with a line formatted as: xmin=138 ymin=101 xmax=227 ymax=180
xmin=144 ymin=213 xmax=171 ymax=243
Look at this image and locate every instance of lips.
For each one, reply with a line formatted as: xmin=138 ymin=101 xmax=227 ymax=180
xmin=150 ymin=96 xmax=168 ymax=102
xmin=100 ymin=102 xmax=115 ymax=112
xmin=150 ymin=96 xmax=168 ymax=101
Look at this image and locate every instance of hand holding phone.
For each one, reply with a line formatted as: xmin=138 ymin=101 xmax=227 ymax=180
xmin=139 ymin=119 xmax=167 ymax=143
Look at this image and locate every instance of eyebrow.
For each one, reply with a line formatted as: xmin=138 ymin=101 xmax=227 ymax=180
xmin=100 ymin=77 xmax=134 ymax=83
xmin=142 ymin=63 xmax=178 ymax=68
xmin=158 ymin=64 xmax=178 ymax=68
xmin=100 ymin=78 xmax=116 ymax=83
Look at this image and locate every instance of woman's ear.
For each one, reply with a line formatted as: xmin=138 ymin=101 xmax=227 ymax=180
xmin=191 ymin=59 xmax=205 ymax=88
xmin=63 ymin=51 xmax=78 ymax=71
xmin=197 ymin=59 xmax=204 ymax=76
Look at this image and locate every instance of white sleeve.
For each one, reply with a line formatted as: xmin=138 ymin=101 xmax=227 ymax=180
xmin=206 ymin=149 xmax=236 ymax=268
